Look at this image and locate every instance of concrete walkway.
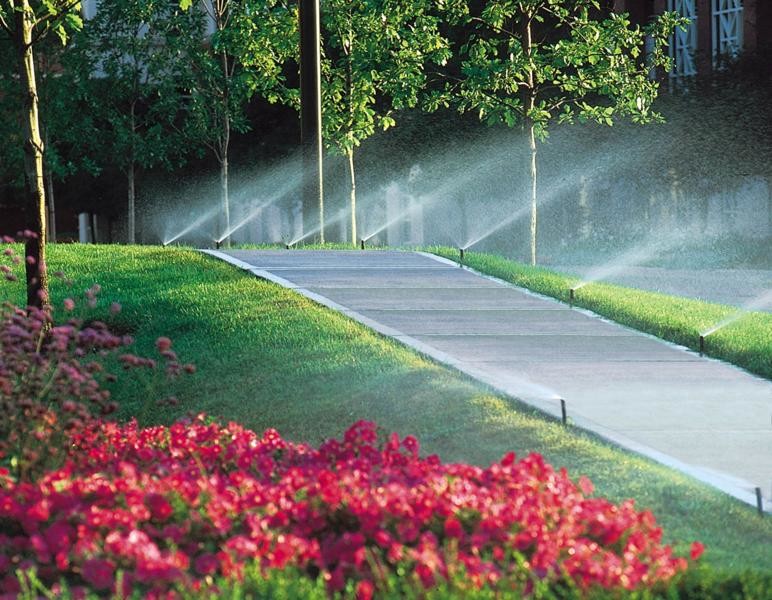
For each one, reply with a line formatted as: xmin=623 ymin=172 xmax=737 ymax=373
xmin=207 ymin=249 xmax=772 ymax=511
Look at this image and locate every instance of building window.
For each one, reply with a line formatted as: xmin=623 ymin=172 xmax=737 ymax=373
xmin=667 ymin=0 xmax=699 ymax=77
xmin=712 ymin=0 xmax=743 ymax=64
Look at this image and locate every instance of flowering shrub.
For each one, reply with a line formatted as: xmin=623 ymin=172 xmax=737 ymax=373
xmin=0 ymin=418 xmax=702 ymax=598
xmin=0 ymin=238 xmax=193 ymax=482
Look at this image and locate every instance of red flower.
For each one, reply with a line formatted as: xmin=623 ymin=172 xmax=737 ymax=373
xmin=356 ymin=579 xmax=374 ymax=600
xmin=145 ymin=493 xmax=173 ymax=522
xmin=81 ymin=558 xmax=115 ymax=590
xmin=194 ymin=553 xmax=219 ymax=576
xmin=444 ymin=516 xmax=463 ymax=539
xmin=690 ymin=541 xmax=705 ymax=561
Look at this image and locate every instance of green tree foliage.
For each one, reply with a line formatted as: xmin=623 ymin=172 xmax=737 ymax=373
xmin=0 ymin=0 xmax=82 ymax=307
xmin=318 ymin=0 xmax=456 ymax=244
xmin=0 ymin=41 xmax=24 ymax=190
xmin=67 ymin=0 xmax=200 ymax=243
xmin=449 ymin=0 xmax=683 ymax=265
xmin=235 ymin=0 xmax=456 ymax=244
xmin=179 ymin=0 xmax=293 ymax=248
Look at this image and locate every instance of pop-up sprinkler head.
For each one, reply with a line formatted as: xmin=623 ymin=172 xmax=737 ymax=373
xmin=459 ymin=247 xmax=465 ymax=265
xmin=569 ymin=288 xmax=575 ymax=308
xmin=215 ymin=240 xmax=221 ymax=250
xmin=360 ymin=238 xmax=365 ymax=250
xmin=699 ymin=335 xmax=705 ymax=356
xmin=285 ymin=242 xmax=291 ymax=250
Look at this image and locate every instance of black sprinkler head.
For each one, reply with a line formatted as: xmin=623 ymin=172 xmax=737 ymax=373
xmin=215 ymin=240 xmax=221 ymax=250
xmin=360 ymin=239 xmax=365 ymax=250
xmin=459 ymin=247 xmax=465 ymax=263
xmin=569 ymin=288 xmax=575 ymax=308
xmin=699 ymin=335 xmax=705 ymax=356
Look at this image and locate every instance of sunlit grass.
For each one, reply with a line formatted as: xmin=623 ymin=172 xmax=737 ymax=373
xmin=427 ymin=246 xmax=772 ymax=379
xmin=1 ymin=244 xmax=770 ymax=574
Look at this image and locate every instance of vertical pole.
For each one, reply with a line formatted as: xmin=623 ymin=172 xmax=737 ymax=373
xmin=560 ymin=399 xmax=567 ymax=425
xmin=299 ymin=0 xmax=324 ymax=243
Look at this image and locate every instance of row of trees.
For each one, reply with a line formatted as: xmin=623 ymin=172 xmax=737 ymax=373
xmin=0 ymin=0 xmax=683 ymax=307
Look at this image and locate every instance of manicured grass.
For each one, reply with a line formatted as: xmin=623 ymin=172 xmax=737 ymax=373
xmin=1 ymin=244 xmax=771 ymax=575
xmin=427 ymin=246 xmax=772 ymax=379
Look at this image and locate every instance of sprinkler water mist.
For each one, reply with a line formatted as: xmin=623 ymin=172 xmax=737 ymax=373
xmin=699 ymin=335 xmax=705 ymax=356
xmin=569 ymin=288 xmax=575 ymax=309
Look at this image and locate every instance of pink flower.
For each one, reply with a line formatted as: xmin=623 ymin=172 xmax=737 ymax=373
xmin=63 ymin=298 xmax=75 ymax=311
xmin=155 ymin=337 xmax=172 ymax=352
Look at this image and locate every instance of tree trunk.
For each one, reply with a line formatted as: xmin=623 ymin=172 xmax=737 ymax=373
xmin=521 ymin=15 xmax=538 ymax=266
xmin=15 ymin=0 xmax=49 ymax=308
xmin=45 ymin=163 xmax=56 ymax=243
xmin=219 ymin=48 xmax=232 ymax=249
xmin=42 ymin=127 xmax=57 ymax=243
xmin=528 ymin=120 xmax=537 ymax=266
xmin=127 ymin=162 xmax=135 ymax=244
xmin=220 ymin=154 xmax=230 ymax=247
xmin=128 ymin=102 xmax=136 ymax=244
xmin=348 ymin=149 xmax=357 ymax=245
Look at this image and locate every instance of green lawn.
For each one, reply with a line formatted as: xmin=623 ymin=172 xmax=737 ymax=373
xmin=427 ymin=246 xmax=772 ymax=379
xmin=2 ymin=244 xmax=771 ymax=575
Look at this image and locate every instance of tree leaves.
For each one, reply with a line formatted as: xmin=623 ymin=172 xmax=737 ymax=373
xmin=456 ymin=1 xmax=682 ymax=132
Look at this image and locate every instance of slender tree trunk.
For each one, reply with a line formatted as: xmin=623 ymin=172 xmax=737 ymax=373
xmin=127 ymin=162 xmax=135 ymax=244
xmin=221 ymin=154 xmax=230 ymax=247
xmin=15 ymin=0 xmax=49 ymax=308
xmin=348 ymin=149 xmax=356 ymax=244
xmin=45 ymin=162 xmax=56 ymax=243
xmin=128 ymin=102 xmax=136 ymax=244
xmin=219 ymin=48 xmax=232 ymax=248
xmin=521 ymin=15 xmax=538 ymax=266
xmin=528 ymin=120 xmax=537 ymax=266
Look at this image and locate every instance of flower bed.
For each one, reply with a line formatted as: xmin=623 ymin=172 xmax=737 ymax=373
xmin=0 ymin=417 xmax=701 ymax=598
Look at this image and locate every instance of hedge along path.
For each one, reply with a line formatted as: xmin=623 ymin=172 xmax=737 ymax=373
xmin=208 ymin=251 xmax=772 ymax=541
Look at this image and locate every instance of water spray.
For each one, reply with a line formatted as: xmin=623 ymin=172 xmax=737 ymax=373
xmin=699 ymin=335 xmax=705 ymax=356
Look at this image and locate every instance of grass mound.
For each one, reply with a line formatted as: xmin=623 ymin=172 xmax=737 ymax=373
xmin=1 ymin=244 xmax=770 ymax=575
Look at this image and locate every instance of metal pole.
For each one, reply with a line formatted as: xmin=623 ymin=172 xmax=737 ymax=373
xmin=299 ymin=0 xmax=324 ymax=243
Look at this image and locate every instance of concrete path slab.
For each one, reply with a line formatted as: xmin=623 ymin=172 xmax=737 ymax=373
xmin=207 ymin=249 xmax=772 ymax=511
